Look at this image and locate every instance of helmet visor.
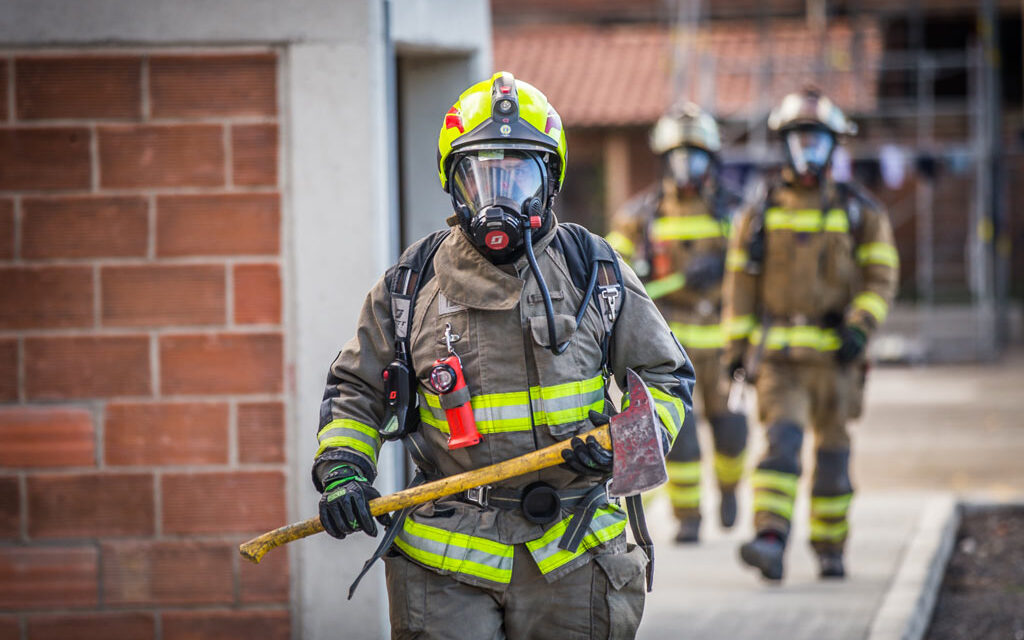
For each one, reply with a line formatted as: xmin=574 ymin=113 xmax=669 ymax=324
xmin=451 ymin=151 xmax=546 ymax=215
xmin=665 ymin=146 xmax=713 ymax=189
xmin=783 ymin=128 xmax=836 ymax=175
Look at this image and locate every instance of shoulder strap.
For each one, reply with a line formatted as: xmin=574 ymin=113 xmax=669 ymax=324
xmin=834 ymin=181 xmax=869 ymax=244
xmin=387 ymin=229 xmax=451 ymax=359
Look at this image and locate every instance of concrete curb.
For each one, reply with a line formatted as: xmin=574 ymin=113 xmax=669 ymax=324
xmin=866 ymin=494 xmax=960 ymax=640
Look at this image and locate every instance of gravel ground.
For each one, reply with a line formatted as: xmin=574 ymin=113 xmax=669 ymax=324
xmin=925 ymin=507 xmax=1024 ymax=640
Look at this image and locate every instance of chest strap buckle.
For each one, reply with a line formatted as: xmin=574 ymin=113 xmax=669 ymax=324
xmin=464 ymin=485 xmax=491 ymax=508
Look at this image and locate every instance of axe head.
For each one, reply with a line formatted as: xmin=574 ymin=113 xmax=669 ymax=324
xmin=608 ymin=369 xmax=669 ymax=498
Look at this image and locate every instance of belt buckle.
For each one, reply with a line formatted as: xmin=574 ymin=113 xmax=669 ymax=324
xmin=465 ymin=485 xmax=490 ymax=508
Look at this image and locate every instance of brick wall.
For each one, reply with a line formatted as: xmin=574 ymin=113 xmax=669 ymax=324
xmin=0 ymin=51 xmax=289 ymax=639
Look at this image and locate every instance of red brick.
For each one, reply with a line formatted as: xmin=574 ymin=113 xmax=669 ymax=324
xmin=22 ymin=196 xmax=148 ymax=259
xmin=163 ymin=610 xmax=289 ymax=640
xmin=0 ymin=477 xmax=18 ymax=539
xmin=0 ymin=266 xmax=93 ymax=329
xmin=232 ymin=123 xmax=277 ymax=186
xmin=150 ymin=54 xmax=277 ymax=118
xmin=105 ymin=402 xmax=228 ymax=466
xmin=0 ymin=339 xmax=15 ymax=402
xmin=28 ymin=612 xmax=154 ymax=640
xmin=0 ymin=61 xmax=7 ymax=121
xmin=16 ymin=56 xmax=141 ymax=120
xmin=25 ymin=336 xmax=150 ymax=400
xmin=0 ymin=128 xmax=91 ymax=190
xmin=0 ymin=406 xmax=94 ymax=467
xmin=234 ymin=263 xmax=280 ymax=325
xmin=102 ymin=264 xmax=225 ymax=327
xmin=28 ymin=473 xmax=154 ymax=538
xmin=162 ymin=471 xmax=285 ymax=535
xmin=239 ymin=547 xmax=289 ymax=603
xmin=160 ymin=332 xmax=281 ymax=395
xmin=0 ymin=616 xmax=16 ymax=640
xmin=98 ymin=124 xmax=223 ymax=188
xmin=157 ymin=194 xmax=279 ymax=257
xmin=0 ymin=199 xmax=12 ymax=259
xmin=238 ymin=401 xmax=285 ymax=464
xmin=0 ymin=546 xmax=98 ymax=609
xmin=102 ymin=541 xmax=233 ymax=606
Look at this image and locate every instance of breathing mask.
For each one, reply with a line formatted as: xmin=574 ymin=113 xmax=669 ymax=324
xmin=665 ymin=145 xmax=713 ymax=194
xmin=782 ymin=126 xmax=836 ymax=184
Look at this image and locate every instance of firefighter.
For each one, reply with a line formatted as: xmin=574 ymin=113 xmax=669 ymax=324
xmin=606 ymin=103 xmax=748 ymax=544
xmin=314 ymin=72 xmax=695 ymax=639
xmin=723 ymin=88 xmax=899 ymax=581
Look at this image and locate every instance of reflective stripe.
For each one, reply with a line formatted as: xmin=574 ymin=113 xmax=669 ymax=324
xmin=714 ymin=451 xmax=746 ymax=486
xmin=809 ymin=519 xmax=849 ymax=542
xmin=852 ymin=291 xmax=889 ymax=323
xmin=667 ymin=461 xmax=701 ymax=484
xmin=726 ymin=248 xmax=748 ymax=272
xmin=753 ymin=491 xmax=794 ymax=520
xmin=727 ymin=314 xmax=756 ymax=340
xmin=751 ymin=469 xmax=798 ymax=496
xmin=670 ymin=322 xmax=725 ymax=350
xmin=811 ymin=494 xmax=853 ymax=518
xmin=668 ymin=485 xmax=701 ymax=508
xmin=645 ymin=273 xmax=686 ymax=300
xmin=315 ymin=418 xmax=381 ymax=460
xmin=315 ymin=436 xmax=378 ymax=462
xmin=396 ymin=517 xmax=514 ymax=584
xmin=765 ymin=207 xmax=849 ymax=233
xmin=651 ymin=215 xmax=727 ymax=241
xmin=649 ymin=388 xmax=685 ymax=438
xmin=532 ymin=377 xmax=606 ymax=426
xmin=527 ymin=506 xmax=627 ymax=575
xmin=750 ymin=325 xmax=842 ymax=352
xmin=605 ymin=230 xmax=635 ymax=257
xmin=856 ymin=242 xmax=899 ymax=268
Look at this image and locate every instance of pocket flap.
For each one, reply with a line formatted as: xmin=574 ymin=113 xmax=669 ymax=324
xmin=529 ymin=313 xmax=577 ymax=348
xmin=594 ymin=547 xmax=648 ymax=591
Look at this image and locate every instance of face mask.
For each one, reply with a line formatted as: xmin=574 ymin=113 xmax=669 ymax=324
xmin=665 ymin=146 xmax=713 ymax=192
xmin=783 ymin=128 xmax=836 ymax=181
xmin=450 ymin=150 xmax=548 ymax=263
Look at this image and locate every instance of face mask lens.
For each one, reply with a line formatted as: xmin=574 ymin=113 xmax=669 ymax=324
xmin=451 ymin=151 xmax=545 ymax=215
xmin=784 ymin=129 xmax=835 ymax=175
xmin=666 ymin=147 xmax=711 ymax=188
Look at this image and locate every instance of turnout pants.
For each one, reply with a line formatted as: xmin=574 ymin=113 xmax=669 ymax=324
xmin=751 ymin=360 xmax=855 ymax=553
xmin=665 ymin=348 xmax=748 ymax=522
xmin=384 ymin=544 xmax=648 ymax=640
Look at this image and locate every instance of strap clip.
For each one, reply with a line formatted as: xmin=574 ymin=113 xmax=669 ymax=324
xmin=464 ymin=485 xmax=491 ymax=508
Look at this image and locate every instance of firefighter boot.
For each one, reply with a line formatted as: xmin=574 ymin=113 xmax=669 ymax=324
xmin=817 ymin=551 xmax=846 ymax=579
xmin=739 ymin=534 xmax=785 ymax=581
xmin=719 ymin=489 xmax=737 ymax=529
xmin=675 ymin=516 xmax=701 ymax=544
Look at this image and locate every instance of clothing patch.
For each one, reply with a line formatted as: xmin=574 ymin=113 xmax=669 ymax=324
xmin=438 ymin=292 xmax=466 ymax=316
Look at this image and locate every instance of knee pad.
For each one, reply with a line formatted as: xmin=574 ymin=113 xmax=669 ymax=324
xmin=709 ymin=412 xmax=748 ymax=457
xmin=760 ymin=421 xmax=804 ymax=476
xmin=666 ymin=411 xmax=701 ymax=462
xmin=813 ymin=448 xmax=853 ymax=495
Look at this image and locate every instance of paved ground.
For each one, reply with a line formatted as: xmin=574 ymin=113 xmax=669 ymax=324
xmin=636 ymin=349 xmax=1024 ymax=639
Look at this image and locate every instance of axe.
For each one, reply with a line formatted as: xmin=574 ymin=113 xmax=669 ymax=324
xmin=239 ymin=368 xmax=667 ymax=564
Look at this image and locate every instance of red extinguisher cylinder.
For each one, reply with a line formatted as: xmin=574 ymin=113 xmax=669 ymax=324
xmin=430 ymin=355 xmax=481 ymax=449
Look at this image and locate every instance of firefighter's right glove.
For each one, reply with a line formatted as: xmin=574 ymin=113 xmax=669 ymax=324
xmin=726 ymin=356 xmax=746 ymax=382
xmin=836 ymin=325 xmax=867 ymax=365
xmin=560 ymin=411 xmax=614 ymax=477
xmin=684 ymin=254 xmax=726 ymax=291
xmin=318 ymin=464 xmax=392 ymax=539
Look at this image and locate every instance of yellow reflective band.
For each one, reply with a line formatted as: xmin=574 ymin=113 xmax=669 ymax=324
xmin=535 ymin=398 xmax=605 ymax=427
xmin=317 ymin=418 xmax=380 ymax=443
xmin=649 ymin=387 xmax=686 ymax=437
xmin=726 ymin=248 xmax=748 ymax=272
xmin=645 ymin=273 xmax=686 ymax=300
xmin=714 ymin=451 xmax=746 ymax=485
xmin=765 ymin=208 xmax=849 ymax=233
xmin=668 ymin=485 xmax=701 ymax=508
xmin=404 ymin=517 xmax=514 ymax=557
xmin=811 ymin=494 xmax=853 ymax=518
xmin=809 ymin=519 xmax=849 ymax=542
xmin=852 ymin=291 xmax=889 ymax=323
xmin=651 ymin=215 xmax=727 ymax=241
xmin=527 ymin=507 xmax=627 ymax=575
xmin=727 ymin=314 xmax=756 ymax=340
xmin=750 ymin=325 xmax=841 ymax=352
xmin=671 ymin=322 xmax=725 ymax=350
xmin=605 ymin=230 xmax=636 ymax=258
xmin=396 ymin=518 xmax=514 ymax=584
xmin=534 ymin=376 xmax=604 ymax=401
xmin=314 ymin=436 xmax=378 ymax=462
xmin=856 ymin=242 xmax=899 ymax=268
xmin=753 ymin=491 xmax=794 ymax=520
xmin=751 ymin=469 xmax=799 ymax=496
xmin=667 ymin=461 xmax=701 ymax=484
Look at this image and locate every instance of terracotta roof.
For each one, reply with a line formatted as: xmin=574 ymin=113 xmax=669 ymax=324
xmin=493 ymin=20 xmax=881 ymax=128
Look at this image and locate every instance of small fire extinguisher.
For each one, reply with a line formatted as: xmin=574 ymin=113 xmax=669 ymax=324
xmin=429 ymin=323 xmax=481 ymax=449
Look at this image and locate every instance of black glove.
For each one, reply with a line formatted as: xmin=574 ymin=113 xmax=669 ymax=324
xmin=318 ymin=464 xmax=392 ymax=539
xmin=836 ymin=325 xmax=867 ymax=365
xmin=684 ymin=254 xmax=725 ymax=291
xmin=560 ymin=411 xmax=614 ymax=476
xmin=726 ymin=356 xmax=745 ymax=380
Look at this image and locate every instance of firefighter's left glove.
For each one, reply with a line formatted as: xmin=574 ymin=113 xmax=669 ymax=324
xmin=318 ymin=465 xmax=392 ymax=539
xmin=560 ymin=410 xmax=614 ymax=477
xmin=836 ymin=325 xmax=867 ymax=365
xmin=684 ymin=254 xmax=726 ymax=291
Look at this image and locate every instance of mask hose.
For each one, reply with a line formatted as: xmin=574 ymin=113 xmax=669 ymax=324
xmin=523 ymin=225 xmax=561 ymax=354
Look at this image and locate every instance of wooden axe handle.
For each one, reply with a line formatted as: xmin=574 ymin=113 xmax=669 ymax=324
xmin=239 ymin=424 xmax=611 ymax=564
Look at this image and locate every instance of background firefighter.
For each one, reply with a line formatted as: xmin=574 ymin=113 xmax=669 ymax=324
xmin=723 ymin=87 xmax=899 ymax=582
xmin=606 ymin=104 xmax=749 ymax=544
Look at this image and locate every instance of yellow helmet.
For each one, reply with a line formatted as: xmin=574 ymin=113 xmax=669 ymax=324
xmin=649 ymin=102 xmax=721 ymax=155
xmin=437 ymin=71 xmax=567 ymax=193
xmin=767 ymin=87 xmax=857 ymax=137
